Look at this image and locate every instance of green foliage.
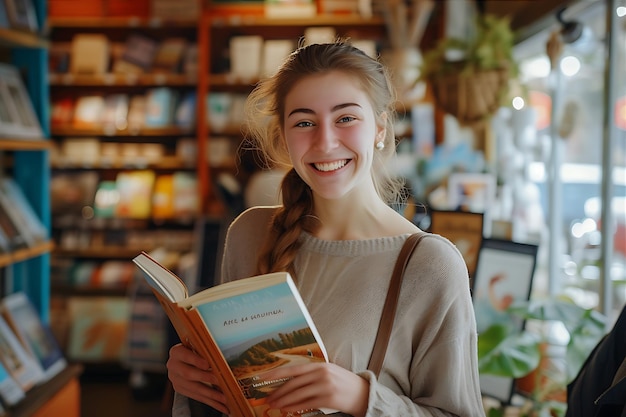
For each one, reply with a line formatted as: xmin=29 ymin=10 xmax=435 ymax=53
xmin=420 ymin=14 xmax=517 ymax=80
xmin=479 ymin=297 xmax=607 ymax=415
xmin=478 ymin=323 xmax=540 ymax=378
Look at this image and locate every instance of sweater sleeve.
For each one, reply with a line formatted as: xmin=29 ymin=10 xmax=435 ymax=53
xmin=359 ymin=235 xmax=485 ymax=417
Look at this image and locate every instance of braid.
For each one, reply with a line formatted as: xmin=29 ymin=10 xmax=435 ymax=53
xmin=256 ymin=169 xmax=317 ymax=276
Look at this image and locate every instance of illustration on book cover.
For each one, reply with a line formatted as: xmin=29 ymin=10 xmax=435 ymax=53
xmin=197 ymin=283 xmax=325 ymax=415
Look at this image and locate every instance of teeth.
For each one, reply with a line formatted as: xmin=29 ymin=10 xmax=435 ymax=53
xmin=314 ymin=160 xmax=348 ymax=172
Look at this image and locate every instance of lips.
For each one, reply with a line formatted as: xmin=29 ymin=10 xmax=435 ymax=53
xmin=313 ymin=159 xmax=349 ymax=172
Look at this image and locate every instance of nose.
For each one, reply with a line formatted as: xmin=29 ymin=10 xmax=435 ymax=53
xmin=313 ymin=122 xmax=339 ymax=153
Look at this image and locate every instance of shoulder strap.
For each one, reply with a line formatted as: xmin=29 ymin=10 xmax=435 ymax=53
xmin=367 ymin=233 xmax=427 ymax=377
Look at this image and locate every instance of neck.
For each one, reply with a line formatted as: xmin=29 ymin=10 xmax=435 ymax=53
xmin=311 ymin=193 xmax=403 ymax=240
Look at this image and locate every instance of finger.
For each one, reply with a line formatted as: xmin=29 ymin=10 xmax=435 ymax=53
xmin=267 ymin=372 xmax=323 ymax=410
xmin=174 ymin=380 xmax=230 ymax=415
xmin=169 ymin=344 xmax=211 ymax=370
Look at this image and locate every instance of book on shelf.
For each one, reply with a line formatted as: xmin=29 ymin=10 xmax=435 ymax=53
xmin=264 ymin=0 xmax=317 ymax=18
xmin=1 ymin=293 xmax=67 ymax=383
xmin=152 ymin=174 xmax=175 ymax=219
xmin=0 ymin=182 xmax=46 ymax=249
xmin=229 ymin=36 xmax=263 ymax=80
xmin=114 ymin=33 xmax=159 ymax=74
xmin=115 ymin=170 xmax=156 ymax=219
xmin=102 ymin=94 xmax=130 ymax=132
xmin=172 ymin=171 xmax=199 ymax=218
xmin=73 ymin=95 xmax=105 ymax=128
xmin=0 ymin=360 xmax=25 ymax=407
xmin=67 ymin=297 xmax=130 ymax=362
xmin=0 ymin=225 xmax=10 ymax=254
xmin=0 ymin=178 xmax=48 ymax=244
xmin=152 ymin=37 xmax=188 ymax=73
xmin=93 ymin=180 xmax=119 ymax=218
xmin=50 ymin=97 xmax=75 ymax=126
xmin=0 ymin=314 xmax=44 ymax=392
xmin=69 ymin=34 xmax=110 ymax=75
xmin=132 ymin=252 xmax=335 ymax=417
xmin=144 ymin=87 xmax=179 ymax=128
xmin=0 ymin=200 xmax=28 ymax=251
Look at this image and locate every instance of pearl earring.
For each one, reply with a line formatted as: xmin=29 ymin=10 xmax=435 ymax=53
xmin=376 ymin=141 xmax=385 ymax=150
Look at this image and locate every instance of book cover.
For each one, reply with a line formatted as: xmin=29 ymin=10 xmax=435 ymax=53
xmin=93 ymin=180 xmax=119 ymax=218
xmin=116 ymin=33 xmax=159 ymax=73
xmin=172 ymin=171 xmax=198 ymax=218
xmin=144 ymin=87 xmax=178 ymax=127
xmin=115 ymin=170 xmax=155 ymax=219
xmin=73 ymin=95 xmax=105 ymax=128
xmin=229 ymin=36 xmax=263 ymax=80
xmin=50 ymin=97 xmax=74 ymax=126
xmin=67 ymin=297 xmax=130 ymax=362
xmin=0 ymin=200 xmax=28 ymax=250
xmin=0 ymin=314 xmax=44 ymax=391
xmin=1 ymin=293 xmax=67 ymax=383
xmin=0 ymin=185 xmax=42 ymax=248
xmin=0 ymin=226 xmax=10 ymax=254
xmin=69 ymin=34 xmax=110 ymax=75
xmin=0 ymin=360 xmax=25 ymax=406
xmin=132 ymin=252 xmax=333 ymax=417
xmin=0 ymin=178 xmax=48 ymax=243
xmin=152 ymin=174 xmax=174 ymax=219
xmin=152 ymin=37 xmax=187 ymax=73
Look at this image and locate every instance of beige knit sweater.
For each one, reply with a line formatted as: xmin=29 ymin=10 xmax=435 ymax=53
xmin=174 ymin=206 xmax=485 ymax=417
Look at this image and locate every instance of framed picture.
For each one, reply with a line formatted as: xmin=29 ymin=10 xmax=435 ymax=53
xmin=3 ymin=0 xmax=38 ymax=33
xmin=0 ymin=63 xmax=43 ymax=139
xmin=471 ymin=238 xmax=539 ymax=404
xmin=447 ymin=172 xmax=496 ymax=235
xmin=429 ymin=209 xmax=484 ymax=279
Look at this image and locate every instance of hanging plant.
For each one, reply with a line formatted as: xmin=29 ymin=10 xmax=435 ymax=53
xmin=419 ymin=14 xmax=518 ymax=126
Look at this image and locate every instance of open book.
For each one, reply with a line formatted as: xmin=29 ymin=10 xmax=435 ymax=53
xmin=132 ymin=252 xmax=334 ymax=417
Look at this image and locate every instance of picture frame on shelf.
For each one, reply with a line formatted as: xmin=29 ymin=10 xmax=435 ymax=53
xmin=0 ymin=63 xmax=43 ymax=139
xmin=471 ymin=238 xmax=539 ymax=404
xmin=448 ymin=172 xmax=496 ymax=213
xmin=447 ymin=172 xmax=496 ymax=236
xmin=3 ymin=0 xmax=38 ymax=33
xmin=428 ymin=209 xmax=483 ymax=279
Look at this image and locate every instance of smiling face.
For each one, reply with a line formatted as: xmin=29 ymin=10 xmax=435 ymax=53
xmin=283 ymin=70 xmax=385 ymax=202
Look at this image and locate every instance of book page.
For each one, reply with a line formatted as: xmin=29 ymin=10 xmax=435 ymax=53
xmin=181 ymin=272 xmax=290 ymax=307
xmin=133 ymin=252 xmax=188 ymax=302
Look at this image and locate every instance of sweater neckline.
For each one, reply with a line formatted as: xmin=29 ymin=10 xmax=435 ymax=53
xmin=299 ymin=232 xmax=411 ymax=257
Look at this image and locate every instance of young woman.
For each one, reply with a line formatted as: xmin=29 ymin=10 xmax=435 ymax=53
xmin=167 ymin=41 xmax=485 ymax=417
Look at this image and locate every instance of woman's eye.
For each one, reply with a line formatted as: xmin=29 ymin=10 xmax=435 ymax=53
xmin=338 ymin=116 xmax=355 ymax=123
xmin=295 ymin=121 xmax=314 ymax=128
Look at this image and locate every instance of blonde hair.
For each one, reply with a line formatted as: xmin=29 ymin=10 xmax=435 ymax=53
xmin=244 ymin=40 xmax=403 ymax=275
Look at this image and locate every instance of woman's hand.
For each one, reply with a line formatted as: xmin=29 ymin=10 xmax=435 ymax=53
xmin=264 ymin=362 xmax=370 ymax=417
xmin=166 ymin=343 xmax=230 ymax=415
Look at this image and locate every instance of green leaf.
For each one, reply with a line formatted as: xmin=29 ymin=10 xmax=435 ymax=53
xmin=478 ymin=324 xmax=541 ymax=377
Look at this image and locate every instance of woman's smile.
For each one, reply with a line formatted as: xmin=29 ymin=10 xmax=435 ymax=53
xmin=312 ymin=159 xmax=350 ymax=172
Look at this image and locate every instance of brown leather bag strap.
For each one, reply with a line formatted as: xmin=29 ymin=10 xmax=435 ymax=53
xmin=367 ymin=233 xmax=426 ymax=377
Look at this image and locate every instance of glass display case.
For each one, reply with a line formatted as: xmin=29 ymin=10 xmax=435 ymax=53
xmin=513 ymin=0 xmax=626 ymax=322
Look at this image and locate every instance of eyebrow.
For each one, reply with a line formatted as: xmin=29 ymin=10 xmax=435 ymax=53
xmin=287 ymin=102 xmax=362 ymax=117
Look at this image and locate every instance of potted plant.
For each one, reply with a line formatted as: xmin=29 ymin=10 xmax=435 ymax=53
xmin=479 ymin=297 xmax=607 ymax=417
xmin=419 ymin=13 xmax=517 ymax=127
